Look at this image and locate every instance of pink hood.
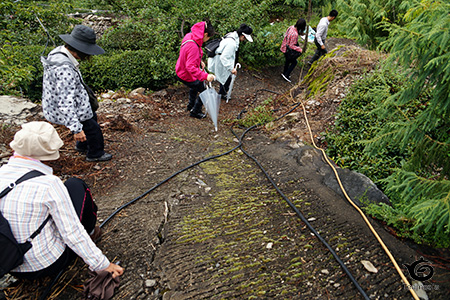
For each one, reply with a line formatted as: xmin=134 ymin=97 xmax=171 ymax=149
xmin=175 ymin=21 xmax=208 ymax=82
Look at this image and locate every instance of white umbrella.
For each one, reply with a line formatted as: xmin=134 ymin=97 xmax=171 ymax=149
xmin=226 ymin=63 xmax=241 ymax=103
xmin=199 ymin=82 xmax=221 ymax=131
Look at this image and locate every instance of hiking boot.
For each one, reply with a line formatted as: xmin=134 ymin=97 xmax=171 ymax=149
xmin=89 ymin=226 xmax=102 ymax=242
xmin=75 ymin=146 xmax=87 ymax=153
xmin=281 ymin=73 xmax=291 ymax=83
xmin=187 ymin=104 xmax=193 ymax=111
xmin=86 ymin=153 xmax=112 ymax=162
xmin=190 ymin=111 xmax=206 ymax=119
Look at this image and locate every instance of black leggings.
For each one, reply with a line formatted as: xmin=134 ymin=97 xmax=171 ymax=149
xmin=283 ymin=52 xmax=298 ymax=78
xmin=11 ymin=178 xmax=98 ymax=280
xmin=76 ymin=113 xmax=106 ymax=159
xmin=177 ymin=76 xmax=206 ymax=113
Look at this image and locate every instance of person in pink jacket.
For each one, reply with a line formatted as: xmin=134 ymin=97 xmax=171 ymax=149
xmin=176 ymin=20 xmax=216 ymax=119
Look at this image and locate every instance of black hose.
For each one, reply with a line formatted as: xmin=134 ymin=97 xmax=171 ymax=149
xmin=99 ymin=126 xmax=254 ymax=228
xmin=38 ymin=268 xmax=65 ymax=300
xmin=96 ymin=89 xmax=369 ymax=300
xmin=230 ymin=125 xmax=370 ymax=300
xmin=234 ymin=92 xmax=369 ymax=299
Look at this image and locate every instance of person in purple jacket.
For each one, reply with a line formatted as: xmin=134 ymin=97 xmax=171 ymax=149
xmin=176 ymin=20 xmax=216 ymax=119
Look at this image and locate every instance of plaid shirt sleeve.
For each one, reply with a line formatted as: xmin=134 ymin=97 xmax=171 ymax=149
xmin=1 ymin=158 xmax=110 ymax=273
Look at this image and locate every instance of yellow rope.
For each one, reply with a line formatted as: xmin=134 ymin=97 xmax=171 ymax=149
xmin=292 ymin=91 xmax=420 ymax=300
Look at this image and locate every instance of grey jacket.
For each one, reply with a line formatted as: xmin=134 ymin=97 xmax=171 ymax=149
xmin=41 ymin=46 xmax=93 ymax=134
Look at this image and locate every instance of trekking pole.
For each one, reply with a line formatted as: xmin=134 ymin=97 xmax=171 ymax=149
xmin=35 ymin=14 xmax=55 ymax=55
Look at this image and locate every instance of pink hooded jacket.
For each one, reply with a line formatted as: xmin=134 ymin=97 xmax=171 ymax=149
xmin=175 ymin=21 xmax=209 ymax=82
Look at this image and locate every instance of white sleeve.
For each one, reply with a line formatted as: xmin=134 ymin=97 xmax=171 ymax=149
xmin=47 ymin=178 xmax=110 ymax=271
xmin=219 ymin=41 xmax=237 ymax=72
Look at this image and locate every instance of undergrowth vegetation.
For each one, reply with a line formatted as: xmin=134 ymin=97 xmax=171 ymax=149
xmin=237 ymin=98 xmax=275 ymax=128
xmin=326 ymin=0 xmax=450 ymax=247
xmin=1 ymin=0 xmax=320 ymax=98
xmin=325 ymin=67 xmax=445 ymax=246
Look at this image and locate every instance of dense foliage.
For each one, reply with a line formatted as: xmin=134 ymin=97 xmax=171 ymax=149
xmin=335 ymin=0 xmax=409 ymax=49
xmin=1 ymin=0 xmax=322 ymax=97
xmin=327 ymin=0 xmax=450 ymax=247
xmin=0 ymin=0 xmax=78 ymax=99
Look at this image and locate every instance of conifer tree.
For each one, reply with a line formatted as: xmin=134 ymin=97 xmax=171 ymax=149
xmin=336 ymin=0 xmax=406 ymax=49
xmin=368 ymin=0 xmax=450 ymax=242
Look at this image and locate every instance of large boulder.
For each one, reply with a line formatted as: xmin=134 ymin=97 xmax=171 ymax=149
xmin=289 ymin=145 xmax=390 ymax=207
xmin=0 ymin=96 xmax=42 ymax=125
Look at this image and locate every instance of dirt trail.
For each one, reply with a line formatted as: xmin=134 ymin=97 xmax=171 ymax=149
xmin=1 ymin=41 xmax=449 ymax=299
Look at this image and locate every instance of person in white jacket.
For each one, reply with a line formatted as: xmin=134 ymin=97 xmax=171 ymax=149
xmin=207 ymin=24 xmax=253 ymax=99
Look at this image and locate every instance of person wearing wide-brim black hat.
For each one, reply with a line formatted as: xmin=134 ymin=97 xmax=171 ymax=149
xmin=59 ymin=25 xmax=105 ymax=56
xmin=41 ymin=25 xmax=112 ymax=162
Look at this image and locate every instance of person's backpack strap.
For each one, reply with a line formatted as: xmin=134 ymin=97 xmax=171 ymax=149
xmin=50 ymin=51 xmax=69 ymax=58
xmin=0 ymin=170 xmax=51 ymax=241
xmin=0 ymin=170 xmax=50 ymax=278
xmin=216 ymin=34 xmax=236 ymax=56
xmin=181 ymin=39 xmax=200 ymax=48
xmin=0 ymin=170 xmax=45 ymax=198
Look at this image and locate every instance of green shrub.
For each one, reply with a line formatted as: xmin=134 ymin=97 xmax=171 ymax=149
xmin=336 ymin=0 xmax=408 ymax=49
xmin=0 ymin=0 xmax=78 ymax=99
xmin=81 ymin=49 xmax=177 ymax=91
xmin=326 ymin=63 xmax=450 ymax=248
xmin=0 ymin=0 xmax=77 ymax=46
xmin=241 ymin=22 xmax=286 ymax=69
xmin=100 ymin=20 xmax=159 ymax=51
xmin=0 ymin=44 xmax=46 ymax=101
xmin=325 ymin=68 xmax=408 ymax=183
xmin=237 ymin=98 xmax=275 ymax=128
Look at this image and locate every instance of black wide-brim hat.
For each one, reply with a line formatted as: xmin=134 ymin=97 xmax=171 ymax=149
xmin=59 ymin=25 xmax=104 ymax=56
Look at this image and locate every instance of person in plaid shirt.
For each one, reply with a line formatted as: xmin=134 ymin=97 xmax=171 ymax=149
xmin=280 ymin=18 xmax=306 ymax=82
xmin=1 ymin=122 xmax=123 ymax=280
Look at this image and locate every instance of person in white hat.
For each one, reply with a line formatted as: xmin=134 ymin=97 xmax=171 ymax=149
xmin=40 ymin=25 xmax=112 ymax=162
xmin=0 ymin=122 xmax=123 ymax=280
xmin=207 ymin=23 xmax=253 ymax=99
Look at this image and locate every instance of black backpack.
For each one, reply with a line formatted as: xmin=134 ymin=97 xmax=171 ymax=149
xmin=204 ymin=34 xmax=234 ymax=58
xmin=0 ymin=170 xmax=50 ymax=278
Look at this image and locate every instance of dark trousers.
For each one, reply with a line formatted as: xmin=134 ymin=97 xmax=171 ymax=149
xmin=177 ymin=76 xmax=205 ymax=114
xmin=76 ymin=113 xmax=105 ymax=159
xmin=283 ymin=52 xmax=298 ymax=78
xmin=11 ymin=178 xmax=98 ymax=280
xmin=219 ymin=76 xmax=232 ymax=97
xmin=309 ymin=38 xmax=328 ymax=64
